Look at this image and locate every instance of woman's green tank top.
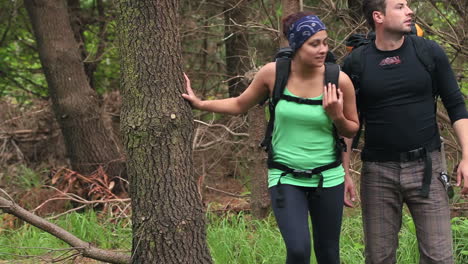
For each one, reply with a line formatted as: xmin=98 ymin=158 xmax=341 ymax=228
xmin=267 ymin=88 xmax=345 ymax=188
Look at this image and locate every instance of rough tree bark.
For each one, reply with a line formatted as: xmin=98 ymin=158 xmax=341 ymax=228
xmin=24 ymin=0 xmax=124 ymax=179
xmin=247 ymin=105 xmax=270 ymax=218
xmin=118 ymin=0 xmax=212 ymax=263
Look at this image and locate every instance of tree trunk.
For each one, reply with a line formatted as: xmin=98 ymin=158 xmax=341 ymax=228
xmin=224 ymin=0 xmax=250 ymax=97
xmin=248 ymin=105 xmax=270 ymax=218
xmin=118 ymin=0 xmax=212 ymax=263
xmin=280 ymin=0 xmax=301 ymax=47
xmin=24 ymin=0 xmax=124 ymax=179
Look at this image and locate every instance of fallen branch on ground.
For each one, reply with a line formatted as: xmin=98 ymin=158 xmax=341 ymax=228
xmin=0 ymin=191 xmax=131 ymax=264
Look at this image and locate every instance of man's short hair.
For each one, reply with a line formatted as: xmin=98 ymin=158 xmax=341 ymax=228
xmin=362 ymin=0 xmax=387 ymax=30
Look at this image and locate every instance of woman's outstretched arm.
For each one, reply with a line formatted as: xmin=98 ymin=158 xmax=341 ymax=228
xmin=182 ymin=63 xmax=274 ymax=115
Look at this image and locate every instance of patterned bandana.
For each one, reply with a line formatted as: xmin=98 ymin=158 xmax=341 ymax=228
xmin=288 ymin=15 xmax=326 ymax=52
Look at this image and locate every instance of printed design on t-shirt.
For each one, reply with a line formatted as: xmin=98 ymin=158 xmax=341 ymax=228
xmin=379 ymin=56 xmax=402 ymax=66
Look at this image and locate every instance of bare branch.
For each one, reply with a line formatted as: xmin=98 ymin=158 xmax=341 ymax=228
xmin=195 ymin=119 xmax=249 ymax=137
xmin=0 ymin=193 xmax=130 ymax=264
xmin=205 ymin=185 xmax=249 ymax=198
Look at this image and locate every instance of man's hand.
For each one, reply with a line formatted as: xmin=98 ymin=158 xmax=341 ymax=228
xmin=456 ymin=158 xmax=468 ymax=197
xmin=344 ymin=174 xmax=356 ymax=207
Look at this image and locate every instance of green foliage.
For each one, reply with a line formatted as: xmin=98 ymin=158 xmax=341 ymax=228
xmin=207 ymin=212 xmax=468 ymax=264
xmin=81 ymin=14 xmax=120 ymax=94
xmin=411 ymin=1 xmax=467 ymax=96
xmin=3 ymin=165 xmax=45 ymax=191
xmin=0 ymin=210 xmax=131 ymax=259
xmin=0 ymin=4 xmax=47 ymax=104
xmin=0 ymin=210 xmax=467 ymax=263
xmin=58 ymin=210 xmax=131 ymax=249
xmin=339 ymin=214 xmax=365 ymax=263
xmin=16 ymin=165 xmax=44 ymax=190
xmin=0 ymin=1 xmax=120 ymax=104
xmin=397 ymin=214 xmax=419 ymax=263
xmin=452 ymin=217 xmax=468 ymax=263
xmin=207 ymin=212 xmax=285 ymax=264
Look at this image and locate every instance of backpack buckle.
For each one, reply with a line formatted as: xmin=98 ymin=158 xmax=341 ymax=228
xmin=295 ymin=98 xmax=309 ymax=104
xmin=292 ymin=169 xmax=313 ymax=178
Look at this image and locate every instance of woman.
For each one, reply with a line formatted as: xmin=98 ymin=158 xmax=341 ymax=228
xmin=183 ymin=12 xmax=359 ymax=264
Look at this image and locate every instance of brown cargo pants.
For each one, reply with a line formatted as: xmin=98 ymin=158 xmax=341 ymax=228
xmin=360 ymin=151 xmax=454 ymax=264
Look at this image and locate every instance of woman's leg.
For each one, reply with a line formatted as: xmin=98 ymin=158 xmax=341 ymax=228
xmin=308 ymin=183 xmax=344 ymax=264
xmin=270 ymin=184 xmax=311 ymax=264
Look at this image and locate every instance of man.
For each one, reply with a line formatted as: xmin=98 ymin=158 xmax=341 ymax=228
xmin=342 ymin=0 xmax=468 ymax=263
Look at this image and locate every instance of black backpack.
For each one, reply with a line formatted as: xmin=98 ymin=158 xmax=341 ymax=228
xmin=345 ymin=34 xmax=438 ymax=148
xmin=259 ymin=47 xmax=345 ymax=207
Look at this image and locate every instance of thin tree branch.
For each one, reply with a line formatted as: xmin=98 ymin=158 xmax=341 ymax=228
xmin=205 ymin=185 xmax=249 ymax=198
xmin=194 ymin=119 xmax=249 ymax=137
xmin=0 ymin=193 xmax=130 ymax=264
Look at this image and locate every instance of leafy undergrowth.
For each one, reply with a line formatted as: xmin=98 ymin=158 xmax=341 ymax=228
xmin=0 ymin=210 xmax=467 ymax=263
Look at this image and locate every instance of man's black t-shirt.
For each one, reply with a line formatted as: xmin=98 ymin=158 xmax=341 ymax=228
xmin=343 ymin=36 xmax=468 ymax=154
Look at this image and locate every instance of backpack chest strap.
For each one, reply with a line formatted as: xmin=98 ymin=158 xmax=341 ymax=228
xmin=279 ymin=94 xmax=322 ymax=105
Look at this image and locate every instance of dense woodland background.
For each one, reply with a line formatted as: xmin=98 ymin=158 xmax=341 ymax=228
xmin=0 ymin=0 xmax=467 ymax=263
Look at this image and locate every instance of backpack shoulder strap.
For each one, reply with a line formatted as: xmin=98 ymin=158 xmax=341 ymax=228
xmin=324 ymin=63 xmax=340 ymax=88
xmin=408 ymin=35 xmax=435 ymax=73
xmin=325 ymin=62 xmax=347 ymax=156
xmin=347 ymin=44 xmax=367 ymax=88
xmin=272 ymin=57 xmax=291 ymax=106
xmin=260 ymin=48 xmax=292 ymax=152
xmin=407 ymin=35 xmax=437 ymax=96
xmin=346 ymin=44 xmax=368 ymax=150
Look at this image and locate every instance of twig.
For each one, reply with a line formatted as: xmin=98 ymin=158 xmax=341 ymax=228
xmin=31 ymin=185 xmax=129 ymax=214
xmin=52 ymin=251 xmax=80 ymax=263
xmin=33 ymin=193 xmax=130 ymax=214
xmin=260 ymin=0 xmax=276 ymax=32
xmin=10 ymin=139 xmax=24 ymax=161
xmin=0 ymin=188 xmax=14 ymax=202
xmin=205 ymin=185 xmax=249 ymax=198
xmin=194 ymin=119 xmax=249 ymax=137
xmin=46 ymin=205 xmax=87 ymax=220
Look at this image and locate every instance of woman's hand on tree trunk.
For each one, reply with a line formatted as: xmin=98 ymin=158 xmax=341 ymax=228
xmin=182 ymin=73 xmax=203 ymax=109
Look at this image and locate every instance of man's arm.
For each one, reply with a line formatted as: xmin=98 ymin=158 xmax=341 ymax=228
xmin=342 ymin=137 xmax=356 ymax=207
xmin=430 ymin=41 xmax=468 ymax=195
xmin=453 ymin=119 xmax=468 ymax=195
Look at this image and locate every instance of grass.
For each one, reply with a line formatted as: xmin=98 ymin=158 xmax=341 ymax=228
xmin=2 ymin=165 xmax=46 ymax=191
xmin=1 ymin=209 xmax=467 ymax=263
xmin=0 ymin=210 xmax=132 ymax=261
xmin=207 ymin=212 xmax=285 ymax=264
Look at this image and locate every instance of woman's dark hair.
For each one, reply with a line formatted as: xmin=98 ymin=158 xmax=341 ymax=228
xmin=362 ymin=0 xmax=387 ymax=30
xmin=282 ymin=11 xmax=316 ymax=38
